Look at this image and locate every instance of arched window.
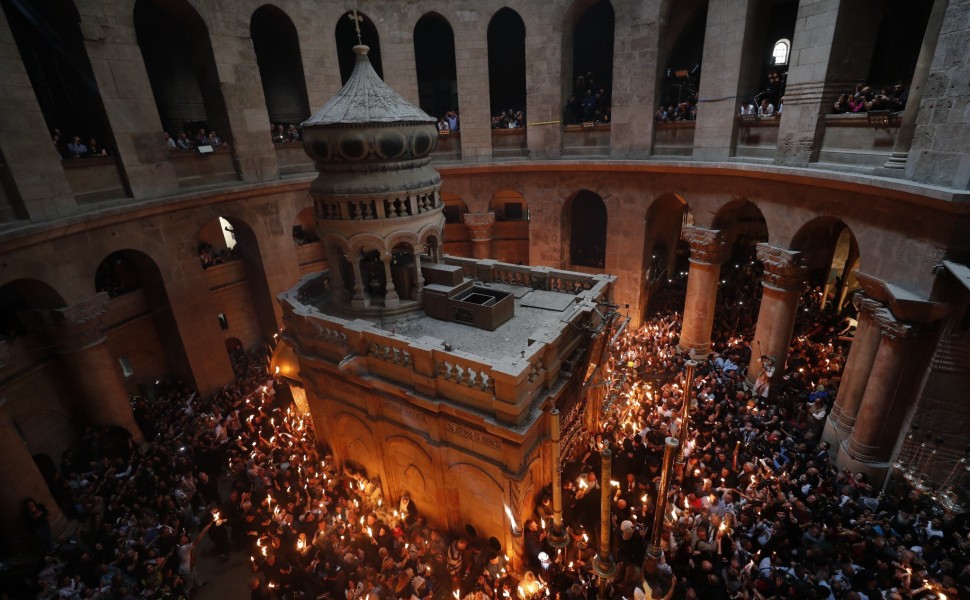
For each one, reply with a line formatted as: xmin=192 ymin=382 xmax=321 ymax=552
xmin=335 ymin=11 xmax=383 ymax=84
xmin=251 ymin=5 xmax=310 ymax=130
xmin=487 ymin=8 xmax=526 ymax=119
xmin=414 ymin=13 xmax=458 ymax=121
xmin=771 ymin=39 xmax=790 ymax=65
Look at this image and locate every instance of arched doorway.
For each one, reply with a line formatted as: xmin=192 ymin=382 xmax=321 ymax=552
xmin=639 ymin=194 xmax=689 ymax=321
xmin=335 ymin=11 xmax=383 ymax=84
xmin=566 ymin=190 xmax=607 ymax=269
xmin=414 ymin=13 xmax=459 ymax=123
xmin=251 ymin=5 xmax=311 ymax=134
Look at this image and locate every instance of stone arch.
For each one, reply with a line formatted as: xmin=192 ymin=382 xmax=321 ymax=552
xmin=414 ymin=12 xmax=459 ymax=120
xmin=562 ymin=0 xmax=614 ymax=124
xmin=487 ymin=8 xmax=526 ymax=117
xmin=712 ymin=198 xmax=770 ymax=259
xmin=490 ymin=189 xmax=529 ymax=221
xmin=251 ymin=4 xmax=311 ymax=128
xmin=441 ymin=192 xmax=467 ymax=225
xmin=347 ymin=233 xmax=389 ymax=256
xmin=334 ymin=411 xmax=377 ymax=475
xmin=658 ymin=0 xmax=708 ymax=108
xmin=336 ymin=10 xmax=383 ymax=84
xmin=92 ymin=249 xmax=192 ymax=386
xmin=790 ymin=217 xmax=861 ymax=312
xmin=640 ymin=194 xmax=690 ymax=320
xmin=293 ymin=206 xmax=319 ymax=246
xmin=564 ymin=189 xmax=607 ymax=269
xmin=385 ymin=436 xmax=436 ymax=512
xmin=449 ymin=462 xmax=505 ymax=540
xmin=134 ymin=0 xmax=235 ymax=152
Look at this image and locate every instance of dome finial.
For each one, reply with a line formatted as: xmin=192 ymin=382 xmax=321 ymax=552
xmin=348 ymin=10 xmax=364 ymax=46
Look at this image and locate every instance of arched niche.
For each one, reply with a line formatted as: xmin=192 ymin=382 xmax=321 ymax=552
xmin=251 ymin=5 xmax=311 ymax=129
xmin=414 ymin=13 xmax=459 ymax=121
xmin=563 ymin=0 xmax=614 ymax=124
xmin=134 ymin=0 xmax=232 ymax=145
xmin=487 ymin=8 xmax=526 ymax=118
xmin=566 ymin=190 xmax=607 ymax=269
xmin=790 ymin=217 xmax=861 ymax=312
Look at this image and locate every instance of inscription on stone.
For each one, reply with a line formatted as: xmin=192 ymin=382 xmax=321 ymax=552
xmin=446 ymin=422 xmax=502 ymax=450
xmin=381 ymin=398 xmax=427 ymax=423
xmin=331 ymin=380 xmax=360 ymax=398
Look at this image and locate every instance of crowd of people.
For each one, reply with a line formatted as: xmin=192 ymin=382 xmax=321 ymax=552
xmin=564 ymin=73 xmax=611 ymax=125
xmin=272 ymin=124 xmax=302 ymax=144
xmin=52 ymin=129 xmax=110 ymax=159
xmin=655 ymin=101 xmax=698 ymax=123
xmin=832 ymin=83 xmax=907 ymax=114
xmin=437 ymin=111 xmax=461 ymax=134
xmin=738 ymin=98 xmax=784 ymax=119
xmin=15 ymin=247 xmax=969 ymax=600
xmin=491 ymin=109 xmax=526 ymax=130
xmin=198 ymin=242 xmax=240 ymax=270
xmin=165 ymin=129 xmax=224 ymax=151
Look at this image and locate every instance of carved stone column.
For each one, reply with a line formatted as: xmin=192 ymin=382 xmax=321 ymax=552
xmin=381 ymin=252 xmax=400 ymax=308
xmin=822 ymin=295 xmax=883 ymax=448
xmin=837 ymin=311 xmax=930 ymax=485
xmin=24 ymin=294 xmax=143 ymax=444
xmin=746 ymin=244 xmax=807 ymax=388
xmin=350 ymin=251 xmax=370 ymax=309
xmin=463 ymin=212 xmax=496 ymax=260
xmin=411 ymin=245 xmax=425 ymax=301
xmin=679 ymin=226 xmax=730 ymax=357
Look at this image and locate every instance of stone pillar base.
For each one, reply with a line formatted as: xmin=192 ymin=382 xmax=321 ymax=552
xmin=836 ymin=440 xmax=890 ymax=487
xmin=676 ymin=343 xmax=711 ymax=360
xmin=820 ymin=414 xmax=852 ymax=451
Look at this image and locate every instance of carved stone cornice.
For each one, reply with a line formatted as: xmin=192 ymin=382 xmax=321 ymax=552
xmin=852 ymin=293 xmax=887 ymax=324
xmin=462 ymin=212 xmax=496 ymax=242
xmin=756 ymin=243 xmax=807 ymax=291
xmin=682 ymin=226 xmax=729 ymax=264
xmin=21 ymin=293 xmax=111 ymax=355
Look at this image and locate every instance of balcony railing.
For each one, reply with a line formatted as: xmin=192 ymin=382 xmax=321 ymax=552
xmin=61 ymin=155 xmax=128 ymax=205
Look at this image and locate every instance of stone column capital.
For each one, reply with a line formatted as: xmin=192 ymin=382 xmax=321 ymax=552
xmin=853 ymin=293 xmax=887 ymax=323
xmin=756 ymin=243 xmax=807 ymax=291
xmin=871 ymin=308 xmax=913 ymax=342
xmin=682 ymin=226 xmax=730 ymax=264
xmin=462 ymin=211 xmax=496 ymax=242
xmin=21 ymin=293 xmax=111 ymax=354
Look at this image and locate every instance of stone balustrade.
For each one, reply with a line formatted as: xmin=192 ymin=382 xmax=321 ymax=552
xmin=315 ymin=191 xmax=441 ymax=221
xmin=279 ymin=267 xmax=612 ymax=425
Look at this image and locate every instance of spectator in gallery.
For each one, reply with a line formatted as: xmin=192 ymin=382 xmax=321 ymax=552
xmin=164 ymin=131 xmax=177 ymax=150
xmin=437 ymin=115 xmax=450 ymax=133
xmin=207 ymin=131 xmax=222 ymax=148
xmin=446 ymin=110 xmax=459 ymax=132
xmin=758 ymin=98 xmax=775 ymax=117
xmin=177 ymin=132 xmax=194 ymax=150
xmin=66 ymin=135 xmax=88 ymax=158
xmin=88 ymin=138 xmax=108 ymax=157
xmin=739 ymin=99 xmax=756 ymax=116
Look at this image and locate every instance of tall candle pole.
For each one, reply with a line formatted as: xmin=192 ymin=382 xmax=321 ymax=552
xmin=676 ymin=360 xmax=698 ymax=464
xmin=547 ymin=409 xmax=568 ymax=549
xmin=592 ymin=447 xmax=616 ymax=598
xmin=644 ymin=436 xmax=679 ymax=575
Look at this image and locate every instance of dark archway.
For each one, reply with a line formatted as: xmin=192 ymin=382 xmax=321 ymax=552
xmin=0 ymin=279 xmax=66 ymax=340
xmin=1 ymin=0 xmax=117 ymax=157
xmin=414 ymin=13 xmax=459 ymax=121
xmin=336 ymin=11 xmax=383 ymax=84
xmin=566 ymin=0 xmax=614 ymax=124
xmin=251 ymin=5 xmax=311 ymax=128
xmin=568 ymin=190 xmax=607 ymax=269
xmin=93 ymin=249 xmax=192 ymax=385
xmin=867 ymin=0 xmax=933 ymax=90
xmin=791 ymin=217 xmax=861 ymax=314
xmin=134 ymin=0 xmax=232 ymax=143
xmin=640 ymin=195 xmax=689 ymax=320
xmin=487 ymin=8 xmax=526 ymax=117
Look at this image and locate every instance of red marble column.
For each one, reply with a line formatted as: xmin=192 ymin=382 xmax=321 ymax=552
xmin=822 ymin=295 xmax=883 ymax=449
xmin=28 ymin=294 xmax=144 ymax=444
xmin=837 ymin=312 xmax=931 ymax=485
xmin=679 ymin=226 xmax=729 ymax=357
xmin=463 ymin=212 xmax=496 ymax=260
xmin=746 ymin=244 xmax=806 ymax=389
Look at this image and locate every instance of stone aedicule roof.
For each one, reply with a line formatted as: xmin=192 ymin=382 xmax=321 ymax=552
xmin=302 ymin=46 xmax=434 ymax=126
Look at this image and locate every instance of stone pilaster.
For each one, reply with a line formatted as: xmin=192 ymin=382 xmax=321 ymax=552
xmin=453 ymin=17 xmax=491 ymax=160
xmin=822 ymin=295 xmax=884 ymax=448
xmin=525 ymin=4 xmax=563 ymax=159
xmin=774 ymin=0 xmax=884 ymax=167
xmin=207 ymin=30 xmax=279 ymax=182
xmin=691 ymin=0 xmax=762 ymax=161
xmin=610 ymin=0 xmax=663 ymax=158
xmin=746 ymin=244 xmax=807 ymax=387
xmin=23 ymin=294 xmax=143 ymax=443
xmin=679 ymin=226 xmax=730 ymax=356
xmin=0 ymin=6 xmax=76 ymax=220
xmin=904 ymin=0 xmax=970 ymax=190
xmin=837 ymin=310 xmax=934 ymax=485
xmin=0 ymin=408 xmax=71 ymax=554
xmin=463 ymin=212 xmax=496 ymax=259
xmin=77 ymin=5 xmax=179 ymax=199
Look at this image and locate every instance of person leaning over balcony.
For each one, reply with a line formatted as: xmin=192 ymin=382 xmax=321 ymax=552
xmin=176 ymin=132 xmax=194 ymax=150
xmin=758 ymin=98 xmax=775 ymax=118
xmin=739 ymin=99 xmax=756 ymax=116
